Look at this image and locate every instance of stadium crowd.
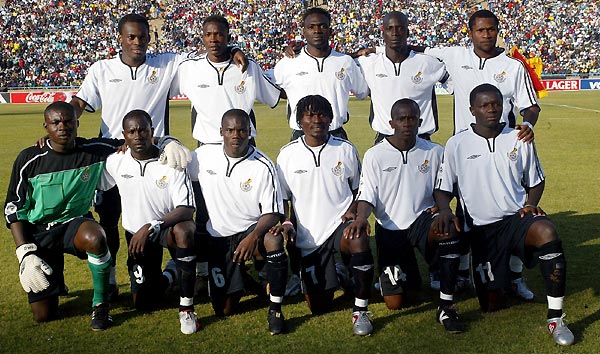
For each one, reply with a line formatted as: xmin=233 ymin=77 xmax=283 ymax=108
xmin=1 ymin=0 xmax=599 ymax=88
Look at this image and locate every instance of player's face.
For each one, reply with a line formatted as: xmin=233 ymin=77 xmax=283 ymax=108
xmin=123 ymin=116 xmax=154 ymax=158
xmin=390 ymin=104 xmax=420 ymax=138
xmin=468 ymin=17 xmax=499 ymax=55
xmin=300 ymin=110 xmax=331 ymax=144
xmin=303 ymin=14 xmax=331 ymax=51
xmin=44 ymin=108 xmax=78 ymax=148
xmin=202 ymin=22 xmax=230 ymax=61
xmin=470 ymin=91 xmax=503 ymax=129
xmin=383 ymin=14 xmax=408 ymax=51
xmin=119 ymin=22 xmax=150 ymax=65
xmin=221 ymin=115 xmax=250 ymax=158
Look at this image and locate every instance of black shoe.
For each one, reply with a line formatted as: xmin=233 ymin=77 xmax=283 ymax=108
xmin=436 ymin=306 xmax=466 ymax=334
xmin=91 ymin=303 xmax=113 ymax=331
xmin=268 ymin=309 xmax=285 ymax=335
xmin=107 ymin=284 xmax=119 ymax=302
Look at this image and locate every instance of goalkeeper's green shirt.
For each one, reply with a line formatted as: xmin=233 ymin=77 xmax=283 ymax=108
xmin=4 ymin=137 xmax=120 ymax=227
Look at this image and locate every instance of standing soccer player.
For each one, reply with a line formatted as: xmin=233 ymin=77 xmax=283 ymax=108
xmin=344 ymin=98 xmax=465 ymax=333
xmin=273 ymin=95 xmax=375 ymax=336
xmin=273 ymin=7 xmax=369 ymax=140
xmin=188 ymin=109 xmax=289 ymax=335
xmin=5 ymin=102 xmax=121 ymax=330
xmin=99 ymin=110 xmax=199 ymax=334
xmin=434 ymin=84 xmax=573 ymax=346
xmin=356 ymin=11 xmax=449 ymax=144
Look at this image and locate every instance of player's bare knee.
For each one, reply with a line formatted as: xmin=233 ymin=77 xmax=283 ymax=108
xmin=528 ymin=220 xmax=559 ymax=247
xmin=349 ymin=236 xmax=370 ymax=253
xmin=75 ymin=225 xmax=107 ymax=254
xmin=172 ymin=221 xmax=195 ymax=248
xmin=263 ymin=232 xmax=283 ymax=252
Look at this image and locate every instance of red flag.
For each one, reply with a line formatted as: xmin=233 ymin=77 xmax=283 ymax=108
xmin=510 ymin=46 xmax=547 ymax=98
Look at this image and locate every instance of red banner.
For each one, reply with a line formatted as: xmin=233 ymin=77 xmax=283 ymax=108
xmin=541 ymin=80 xmax=580 ymax=91
xmin=10 ymin=91 xmax=76 ymax=104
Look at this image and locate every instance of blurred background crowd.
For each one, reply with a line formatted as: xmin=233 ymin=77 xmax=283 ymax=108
xmin=1 ymin=0 xmax=598 ymax=88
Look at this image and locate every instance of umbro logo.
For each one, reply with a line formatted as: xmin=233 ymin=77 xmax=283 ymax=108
xmin=198 ymin=84 xmax=210 ymax=88
xmin=294 ymin=170 xmax=308 ymax=174
xmin=206 ymin=170 xmax=217 ymax=175
xmin=466 ymin=154 xmax=481 ymax=160
xmin=120 ymin=174 xmax=134 ymax=179
xmin=109 ymin=79 xmax=122 ymax=83
xmin=382 ymin=166 xmax=397 ymax=172
xmin=296 ymin=71 xmax=309 ymax=76
xmin=461 ymin=65 xmax=473 ymax=70
xmin=376 ymin=73 xmax=388 ymax=78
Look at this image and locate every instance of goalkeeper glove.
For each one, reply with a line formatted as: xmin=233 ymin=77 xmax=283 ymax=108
xmin=157 ymin=136 xmax=192 ymax=170
xmin=16 ymin=243 xmax=53 ymax=293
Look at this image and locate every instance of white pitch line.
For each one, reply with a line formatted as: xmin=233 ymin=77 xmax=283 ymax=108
xmin=544 ymin=103 xmax=600 ymax=113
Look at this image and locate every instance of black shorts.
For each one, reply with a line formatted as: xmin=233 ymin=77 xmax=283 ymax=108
xmin=299 ymin=221 xmax=349 ymax=295
xmin=207 ymin=224 xmax=266 ymax=299
xmin=470 ymin=213 xmax=547 ymax=291
xmin=94 ymin=185 xmax=121 ymax=229
xmin=25 ymin=216 xmax=93 ymax=303
xmin=375 ymin=212 xmax=433 ymax=296
xmin=125 ymin=228 xmax=172 ymax=295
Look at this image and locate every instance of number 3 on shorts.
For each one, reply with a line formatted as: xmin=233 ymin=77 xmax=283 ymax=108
xmin=211 ymin=267 xmax=226 ymax=288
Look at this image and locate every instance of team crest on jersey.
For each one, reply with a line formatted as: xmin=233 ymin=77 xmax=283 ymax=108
xmin=80 ymin=167 xmax=90 ymax=182
xmin=411 ymin=71 xmax=423 ymax=84
xmin=156 ymin=176 xmax=168 ymax=189
xmin=376 ymin=73 xmax=388 ymax=78
xmin=148 ymin=70 xmax=159 ymax=84
xmin=235 ymin=80 xmax=246 ymax=94
xmin=507 ymin=147 xmax=518 ymax=161
xmin=418 ymin=159 xmax=431 ymax=174
xmin=332 ymin=161 xmax=343 ymax=176
xmin=240 ymin=178 xmax=253 ymax=192
xmin=494 ymin=71 xmax=507 ymax=83
xmin=335 ymin=68 xmax=346 ymax=81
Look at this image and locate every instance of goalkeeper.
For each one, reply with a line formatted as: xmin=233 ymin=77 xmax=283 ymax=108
xmin=4 ymin=102 xmax=190 ymax=330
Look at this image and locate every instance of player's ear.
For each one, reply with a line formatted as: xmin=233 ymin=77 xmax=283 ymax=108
xmin=388 ymin=119 xmax=393 ymax=128
xmin=418 ymin=118 xmax=422 ymax=127
xmin=43 ymin=122 xmax=47 ymax=129
xmin=220 ymin=127 xmax=224 ymax=137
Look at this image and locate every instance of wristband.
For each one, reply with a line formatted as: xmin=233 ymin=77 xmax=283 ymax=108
xmin=16 ymin=243 xmax=38 ymax=263
xmin=281 ymin=220 xmax=293 ymax=227
xmin=148 ymin=220 xmax=164 ymax=241
xmin=521 ymin=121 xmax=534 ymax=130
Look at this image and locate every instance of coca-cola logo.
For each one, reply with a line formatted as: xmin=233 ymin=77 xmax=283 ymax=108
xmin=25 ymin=92 xmax=68 ymax=103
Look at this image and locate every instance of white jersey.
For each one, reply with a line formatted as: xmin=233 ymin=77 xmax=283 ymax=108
xmin=189 ymin=144 xmax=283 ymax=237
xmin=435 ymin=124 xmax=545 ymax=225
xmin=424 ymin=46 xmax=538 ymax=134
xmin=356 ymin=51 xmax=448 ymax=136
xmin=172 ymin=55 xmax=281 ymax=144
xmin=357 ymin=138 xmax=443 ymax=230
xmin=99 ymin=150 xmax=195 ymax=234
xmin=276 ymin=135 xmax=361 ymax=255
xmin=273 ymin=47 xmax=369 ymax=131
xmin=75 ymin=52 xmax=187 ymax=139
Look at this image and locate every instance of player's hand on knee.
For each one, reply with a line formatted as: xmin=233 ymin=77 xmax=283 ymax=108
xmin=432 ymin=209 xmax=461 ymax=236
xmin=129 ymin=225 xmax=153 ymax=258
xmin=343 ymin=219 xmax=370 ymax=239
xmin=519 ymin=204 xmax=546 ymax=217
xmin=16 ymin=243 xmax=53 ymax=293
xmin=157 ymin=137 xmax=192 ymax=170
xmin=233 ymin=234 xmax=258 ymax=264
xmin=426 ymin=205 xmax=439 ymax=214
xmin=515 ymin=124 xmax=534 ymax=143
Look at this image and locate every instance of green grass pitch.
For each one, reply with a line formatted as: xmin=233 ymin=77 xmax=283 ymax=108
xmin=0 ymin=91 xmax=599 ymax=353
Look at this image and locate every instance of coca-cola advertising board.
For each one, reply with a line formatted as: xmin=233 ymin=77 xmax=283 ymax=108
xmin=10 ymin=91 xmax=77 ymax=103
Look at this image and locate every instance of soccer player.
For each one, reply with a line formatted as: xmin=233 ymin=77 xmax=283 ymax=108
xmin=188 ymin=109 xmax=288 ymax=335
xmin=171 ymin=14 xmax=281 ymax=146
xmin=99 ymin=110 xmax=199 ymax=334
xmin=344 ymin=98 xmax=465 ymax=333
xmin=355 ymin=11 xmax=449 ymax=144
xmin=273 ymin=95 xmax=375 ymax=336
xmin=434 ymin=84 xmax=573 ymax=346
xmin=273 ymin=7 xmax=369 ymax=140
xmin=4 ymin=102 xmax=120 ymax=330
